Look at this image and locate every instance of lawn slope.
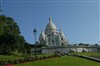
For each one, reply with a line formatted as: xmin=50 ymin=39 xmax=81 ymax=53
xmin=15 ymin=56 xmax=100 ymax=66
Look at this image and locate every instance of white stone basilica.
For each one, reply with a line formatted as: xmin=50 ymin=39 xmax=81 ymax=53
xmin=39 ymin=17 xmax=68 ymax=47
xmin=31 ymin=17 xmax=100 ymax=54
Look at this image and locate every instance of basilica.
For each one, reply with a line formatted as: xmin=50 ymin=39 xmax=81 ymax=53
xmin=32 ymin=17 xmax=99 ymax=54
xmin=39 ymin=17 xmax=68 ymax=47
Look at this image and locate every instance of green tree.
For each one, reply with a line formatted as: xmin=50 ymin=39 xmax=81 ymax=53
xmin=0 ymin=15 xmax=31 ymax=55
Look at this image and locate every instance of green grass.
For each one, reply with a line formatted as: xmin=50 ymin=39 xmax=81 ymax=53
xmin=15 ymin=56 xmax=100 ymax=66
xmin=37 ymin=54 xmax=53 ymax=57
xmin=0 ymin=53 xmax=99 ymax=66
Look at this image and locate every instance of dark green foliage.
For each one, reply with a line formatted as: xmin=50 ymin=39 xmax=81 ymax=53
xmin=0 ymin=15 xmax=31 ymax=55
xmin=32 ymin=44 xmax=48 ymax=48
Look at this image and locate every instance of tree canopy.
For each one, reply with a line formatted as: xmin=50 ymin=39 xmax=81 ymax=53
xmin=0 ymin=15 xmax=31 ymax=55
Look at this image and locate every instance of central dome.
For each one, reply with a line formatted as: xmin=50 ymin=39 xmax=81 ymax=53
xmin=45 ymin=17 xmax=57 ymax=33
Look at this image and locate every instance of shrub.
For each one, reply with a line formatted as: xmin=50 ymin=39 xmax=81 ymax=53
xmin=0 ymin=59 xmax=8 ymax=65
xmin=43 ymin=56 xmax=47 ymax=59
xmin=7 ymin=60 xmax=14 ymax=64
xmin=19 ymin=59 xmax=24 ymax=63
xmin=14 ymin=60 xmax=19 ymax=64
xmin=0 ymin=61 xmax=4 ymax=65
xmin=39 ymin=57 xmax=43 ymax=60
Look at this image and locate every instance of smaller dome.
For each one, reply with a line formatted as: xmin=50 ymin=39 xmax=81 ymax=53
xmin=39 ymin=30 xmax=45 ymax=41
xmin=59 ymin=29 xmax=65 ymax=38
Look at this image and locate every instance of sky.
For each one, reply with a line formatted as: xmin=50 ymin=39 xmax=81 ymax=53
xmin=0 ymin=0 xmax=100 ymax=44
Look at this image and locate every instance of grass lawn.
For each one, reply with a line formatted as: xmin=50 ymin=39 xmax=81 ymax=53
xmin=35 ymin=54 xmax=53 ymax=57
xmin=15 ymin=56 xmax=100 ymax=66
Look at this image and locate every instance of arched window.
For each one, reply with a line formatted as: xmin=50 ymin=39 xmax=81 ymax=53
xmin=61 ymin=38 xmax=63 ymax=40
xmin=62 ymin=43 xmax=64 ymax=46
xmin=42 ymin=39 xmax=43 ymax=41
xmin=52 ymin=33 xmax=54 ymax=36
xmin=47 ymin=34 xmax=50 ymax=37
xmin=52 ymin=39 xmax=54 ymax=44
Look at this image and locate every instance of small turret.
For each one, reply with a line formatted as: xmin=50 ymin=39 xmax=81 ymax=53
xmin=39 ymin=29 xmax=45 ymax=44
xmin=59 ymin=28 xmax=68 ymax=46
xmin=59 ymin=28 xmax=65 ymax=39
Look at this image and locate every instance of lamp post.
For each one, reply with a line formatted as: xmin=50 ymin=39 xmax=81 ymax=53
xmin=0 ymin=1 xmax=3 ymax=16
xmin=33 ymin=28 xmax=37 ymax=59
xmin=0 ymin=5 xmax=2 ymax=15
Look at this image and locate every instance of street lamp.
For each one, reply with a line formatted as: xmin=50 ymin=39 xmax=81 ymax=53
xmin=33 ymin=28 xmax=37 ymax=59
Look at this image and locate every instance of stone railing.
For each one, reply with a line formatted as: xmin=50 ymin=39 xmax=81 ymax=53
xmin=72 ymin=54 xmax=100 ymax=63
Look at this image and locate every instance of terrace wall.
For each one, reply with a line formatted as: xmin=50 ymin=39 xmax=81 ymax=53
xmin=31 ymin=47 xmax=99 ymax=54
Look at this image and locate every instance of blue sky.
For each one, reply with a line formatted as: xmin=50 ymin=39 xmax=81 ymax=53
xmin=0 ymin=0 xmax=100 ymax=44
